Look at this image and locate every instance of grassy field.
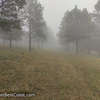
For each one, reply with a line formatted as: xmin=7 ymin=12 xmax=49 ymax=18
xmin=0 ymin=49 xmax=100 ymax=100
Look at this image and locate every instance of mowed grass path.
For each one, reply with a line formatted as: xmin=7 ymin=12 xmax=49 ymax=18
xmin=0 ymin=49 xmax=100 ymax=100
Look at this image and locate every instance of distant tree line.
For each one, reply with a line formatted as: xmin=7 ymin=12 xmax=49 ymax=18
xmin=1 ymin=0 xmax=100 ymax=54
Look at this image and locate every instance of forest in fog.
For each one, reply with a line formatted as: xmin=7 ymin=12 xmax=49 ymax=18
xmin=1 ymin=0 xmax=100 ymax=100
xmin=0 ymin=0 xmax=100 ymax=54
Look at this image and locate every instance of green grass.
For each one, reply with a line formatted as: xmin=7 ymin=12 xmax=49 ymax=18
xmin=0 ymin=49 xmax=100 ymax=100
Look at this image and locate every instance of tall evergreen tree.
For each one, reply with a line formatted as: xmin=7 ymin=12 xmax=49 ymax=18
xmin=95 ymin=0 xmax=100 ymax=13
xmin=28 ymin=0 xmax=46 ymax=51
xmin=58 ymin=6 xmax=95 ymax=53
xmin=0 ymin=0 xmax=26 ymax=48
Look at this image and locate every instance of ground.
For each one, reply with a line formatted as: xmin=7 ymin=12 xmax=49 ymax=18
xmin=0 ymin=49 xmax=100 ymax=100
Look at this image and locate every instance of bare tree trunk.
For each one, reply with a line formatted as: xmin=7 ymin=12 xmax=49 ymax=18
xmin=28 ymin=17 xmax=32 ymax=52
xmin=1 ymin=0 xmax=4 ymax=7
xmin=9 ymin=39 xmax=12 ymax=48
xmin=39 ymin=40 xmax=42 ymax=49
xmin=75 ymin=40 xmax=79 ymax=54
xmin=2 ymin=39 xmax=5 ymax=47
xmin=29 ymin=31 xmax=32 ymax=52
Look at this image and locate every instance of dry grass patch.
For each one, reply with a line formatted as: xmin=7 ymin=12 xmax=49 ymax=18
xmin=0 ymin=49 xmax=100 ymax=100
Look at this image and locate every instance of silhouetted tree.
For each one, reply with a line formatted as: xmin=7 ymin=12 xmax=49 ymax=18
xmin=0 ymin=0 xmax=26 ymax=48
xmin=28 ymin=0 xmax=46 ymax=51
xmin=58 ymin=6 xmax=95 ymax=53
xmin=95 ymin=0 xmax=100 ymax=13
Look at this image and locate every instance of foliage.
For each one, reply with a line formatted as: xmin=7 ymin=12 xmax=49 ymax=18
xmin=28 ymin=0 xmax=47 ymax=47
xmin=58 ymin=6 xmax=95 ymax=52
xmin=95 ymin=0 xmax=100 ymax=13
xmin=0 ymin=0 xmax=26 ymax=47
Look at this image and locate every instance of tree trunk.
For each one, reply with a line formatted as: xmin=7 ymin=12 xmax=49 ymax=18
xmin=2 ymin=39 xmax=5 ymax=47
xmin=39 ymin=40 xmax=42 ymax=49
xmin=1 ymin=0 xmax=4 ymax=6
xmin=29 ymin=31 xmax=32 ymax=52
xmin=9 ymin=39 xmax=12 ymax=48
xmin=75 ymin=40 xmax=79 ymax=54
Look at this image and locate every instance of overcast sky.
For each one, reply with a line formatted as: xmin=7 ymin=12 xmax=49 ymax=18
xmin=39 ymin=0 xmax=98 ymax=33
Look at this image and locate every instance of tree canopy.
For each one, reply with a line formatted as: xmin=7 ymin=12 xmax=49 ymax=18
xmin=58 ymin=6 xmax=95 ymax=52
xmin=95 ymin=0 xmax=100 ymax=13
xmin=28 ymin=0 xmax=47 ymax=50
xmin=0 ymin=0 xmax=26 ymax=48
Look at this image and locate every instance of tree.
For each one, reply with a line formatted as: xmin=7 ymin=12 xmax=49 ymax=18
xmin=87 ymin=0 xmax=100 ymax=54
xmin=0 ymin=0 xmax=26 ymax=8
xmin=28 ymin=0 xmax=46 ymax=51
xmin=93 ymin=0 xmax=100 ymax=23
xmin=14 ymin=0 xmax=26 ymax=10
xmin=58 ymin=6 xmax=95 ymax=53
xmin=95 ymin=0 xmax=100 ymax=13
xmin=0 ymin=0 xmax=26 ymax=48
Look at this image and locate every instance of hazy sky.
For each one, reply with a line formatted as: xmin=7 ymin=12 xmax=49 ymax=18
xmin=39 ymin=0 xmax=98 ymax=33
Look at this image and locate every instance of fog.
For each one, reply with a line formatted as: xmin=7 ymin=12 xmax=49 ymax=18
xmin=0 ymin=0 xmax=100 ymax=54
xmin=40 ymin=0 xmax=97 ymax=33
xmin=1 ymin=1 xmax=100 ymax=99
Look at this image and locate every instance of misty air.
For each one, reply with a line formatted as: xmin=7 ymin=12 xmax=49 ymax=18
xmin=0 ymin=0 xmax=100 ymax=99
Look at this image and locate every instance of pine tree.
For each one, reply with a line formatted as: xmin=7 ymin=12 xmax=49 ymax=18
xmin=28 ymin=0 xmax=46 ymax=51
xmin=58 ymin=6 xmax=95 ymax=53
xmin=95 ymin=0 xmax=100 ymax=13
xmin=0 ymin=0 xmax=26 ymax=48
xmin=15 ymin=0 xmax=26 ymax=10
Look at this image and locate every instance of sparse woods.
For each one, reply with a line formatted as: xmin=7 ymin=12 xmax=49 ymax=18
xmin=0 ymin=0 xmax=100 ymax=54
xmin=0 ymin=0 xmax=100 ymax=100
xmin=0 ymin=0 xmax=48 ymax=50
xmin=58 ymin=6 xmax=95 ymax=53
xmin=0 ymin=0 xmax=26 ymax=48
xmin=58 ymin=1 xmax=100 ymax=54
xmin=28 ymin=0 xmax=47 ymax=51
